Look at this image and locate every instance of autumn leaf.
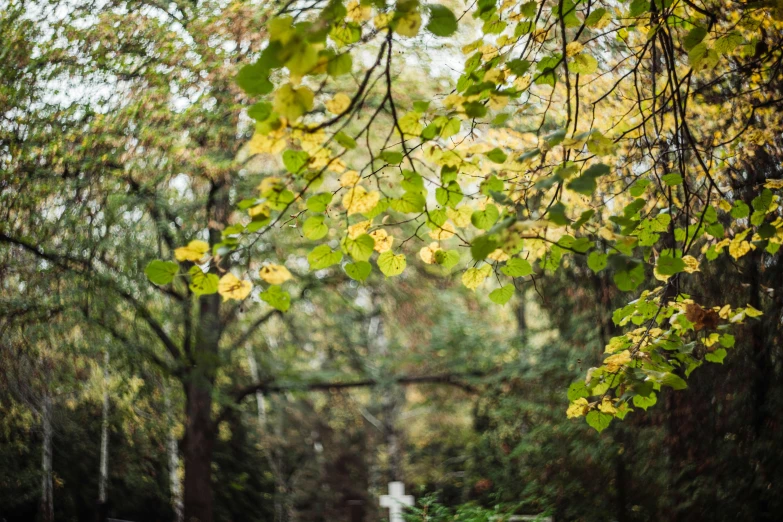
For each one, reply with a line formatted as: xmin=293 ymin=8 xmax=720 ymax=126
xmin=259 ymin=264 xmax=293 ymax=285
xmin=217 ymin=273 xmax=252 ymax=301
xmin=175 ymin=240 xmax=210 ymax=262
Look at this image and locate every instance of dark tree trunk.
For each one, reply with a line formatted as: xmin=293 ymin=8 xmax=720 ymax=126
xmin=182 ymin=289 xmax=222 ymax=522
xmin=182 ymin=179 xmax=229 ymax=522
xmin=183 ymin=376 xmax=217 ymax=522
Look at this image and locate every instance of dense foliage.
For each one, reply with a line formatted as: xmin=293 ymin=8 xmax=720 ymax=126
xmin=3 ymin=0 xmax=783 ymax=521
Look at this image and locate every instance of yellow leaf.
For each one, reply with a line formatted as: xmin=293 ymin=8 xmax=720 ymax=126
xmin=259 ymin=264 xmax=293 ymax=285
xmin=217 ymin=273 xmax=252 ymax=302
xmin=325 ymin=93 xmax=351 ymax=114
xmin=718 ymin=304 xmax=732 ymax=319
xmin=653 ymin=266 xmax=670 ymax=282
xmin=248 ymin=203 xmax=272 ymax=220
xmin=729 ymin=237 xmax=752 ymax=260
xmin=566 ymin=397 xmax=589 ymax=418
xmin=342 ymin=186 xmax=380 ymax=215
xmin=247 ymin=132 xmax=287 ymax=155
xmin=428 ymin=221 xmax=456 ymax=240
xmin=598 ymin=397 xmax=617 ymax=414
xmin=419 ymin=242 xmax=441 ymax=264
xmin=175 ymin=240 xmax=210 ymax=262
xmin=565 ymin=41 xmax=584 ymax=56
xmin=718 ymin=199 xmax=732 ymax=212
xmin=374 ymin=12 xmax=393 ymax=30
xmin=370 ymin=229 xmax=394 ymax=252
xmin=764 ymin=179 xmax=783 ymax=189
xmin=258 ymin=177 xmax=283 ymax=195
xmin=704 ymin=333 xmax=720 ymax=347
xmin=273 ymin=83 xmax=314 ymax=121
xmin=604 ymin=350 xmax=631 ymax=372
xmin=462 ymin=266 xmax=490 ymax=290
xmin=347 ymin=220 xmax=372 ymax=239
xmin=394 ymin=9 xmax=421 ymax=37
xmin=487 ymin=248 xmax=510 ymax=262
xmin=745 ymin=304 xmax=764 ymax=317
xmin=340 ymin=170 xmax=361 ymax=187
xmin=346 ymin=0 xmax=371 ymax=21
xmin=447 ymin=206 xmax=473 ymax=227
xmin=682 ymin=255 xmax=700 ymax=273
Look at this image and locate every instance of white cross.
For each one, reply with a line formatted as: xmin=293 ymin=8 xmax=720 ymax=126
xmin=379 ymin=481 xmax=414 ymax=522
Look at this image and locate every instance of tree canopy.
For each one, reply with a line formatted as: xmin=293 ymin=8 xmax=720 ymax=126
xmin=147 ymin=0 xmax=783 ymax=431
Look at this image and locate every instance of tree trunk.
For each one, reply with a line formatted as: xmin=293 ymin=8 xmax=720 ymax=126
xmin=245 ymin=343 xmax=266 ymax=426
xmin=165 ymin=384 xmax=184 ymax=522
xmin=182 ymin=289 xmax=222 ymax=522
xmin=97 ymin=350 xmax=110 ymax=522
xmin=40 ymin=393 xmax=54 ymax=522
xmin=182 ymin=181 xmax=229 ymax=522
xmin=182 ymin=375 xmax=217 ymax=522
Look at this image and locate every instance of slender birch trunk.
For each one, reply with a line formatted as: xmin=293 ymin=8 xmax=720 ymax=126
xmin=165 ymin=384 xmax=184 ymax=522
xmin=97 ymin=351 xmax=110 ymax=521
xmin=244 ymin=344 xmax=266 ymax=426
xmin=40 ymin=393 xmax=54 ymax=522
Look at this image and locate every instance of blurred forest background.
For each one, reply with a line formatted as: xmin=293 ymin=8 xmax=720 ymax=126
xmin=2 ymin=0 xmax=782 ymax=521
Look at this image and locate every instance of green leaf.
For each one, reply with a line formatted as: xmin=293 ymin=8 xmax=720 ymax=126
xmin=441 ymin=117 xmax=461 ymax=138
xmin=573 ymin=209 xmax=595 ymax=229
xmin=585 ymin=8 xmax=610 ymax=28
xmin=507 ymin=59 xmax=531 ymax=76
xmin=434 ymin=249 xmax=460 ymax=269
xmin=683 ymin=26 xmax=707 ymax=51
xmin=568 ymin=53 xmax=598 ymax=74
xmin=306 ymin=193 xmax=333 ymax=212
xmin=656 ymin=254 xmax=686 ymax=276
xmin=435 ymin=181 xmax=463 ymax=208
xmin=327 ymin=52 xmax=353 ymax=76
xmin=390 ymin=191 xmax=426 ymax=213
xmin=547 ymin=201 xmax=570 ymax=226
xmin=614 ymin=262 xmax=645 ymax=291
xmin=303 ymin=216 xmax=328 ymax=240
xmin=715 ymin=31 xmax=743 ymax=55
xmin=630 ymin=179 xmax=651 ymax=197
xmin=342 ymin=233 xmax=375 ymax=261
xmin=344 ymin=261 xmax=372 ymax=282
xmin=471 ymin=235 xmax=499 ymax=261
xmin=731 ymin=200 xmax=750 ymax=219
xmin=283 ymin=150 xmax=309 ymax=174
xmin=633 ymin=392 xmax=657 ymax=411
xmin=586 ymin=411 xmax=613 ymax=433
xmin=247 ymin=102 xmax=272 ymax=121
xmin=426 ymin=4 xmax=458 ymax=37
xmin=308 ymin=245 xmax=343 ymax=270
xmin=705 ymin=348 xmax=727 ymax=364
xmin=377 ymin=250 xmax=406 ymax=277
xmin=662 ymin=172 xmax=683 ymax=186
xmin=661 ymin=372 xmax=688 ymax=390
xmin=485 ymin=147 xmax=507 ymax=164
xmin=273 ymin=83 xmax=314 ymax=121
xmin=145 ymin=260 xmax=179 ymax=285
xmin=236 ymin=61 xmax=273 ymax=95
xmin=471 ymin=205 xmax=500 ymax=230
xmin=463 ymin=101 xmax=487 ymax=118
xmin=629 ymin=0 xmax=649 ymax=17
xmin=335 ymin=131 xmax=357 ymax=149
xmin=260 ymin=285 xmax=290 ymax=312
xmin=587 ymin=251 xmax=608 ymax=273
xmin=489 ymin=285 xmax=514 ymax=305
xmin=501 ymin=257 xmax=533 ymax=277
xmin=567 ymin=381 xmax=589 ymax=401
xmin=189 ymin=267 xmax=219 ymax=296
xmin=381 ymin=150 xmax=403 ymax=165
